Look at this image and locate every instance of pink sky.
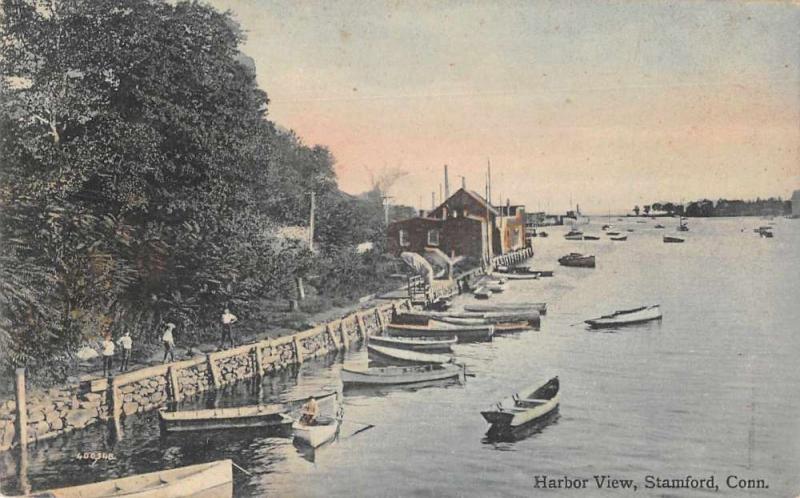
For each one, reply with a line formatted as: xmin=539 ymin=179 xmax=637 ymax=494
xmin=211 ymin=0 xmax=799 ymax=213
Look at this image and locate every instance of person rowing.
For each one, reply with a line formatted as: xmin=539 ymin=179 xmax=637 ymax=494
xmin=299 ymin=396 xmax=319 ymax=426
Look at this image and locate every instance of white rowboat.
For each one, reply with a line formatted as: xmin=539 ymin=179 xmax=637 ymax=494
xmin=481 ymin=377 xmax=560 ymax=431
xmin=367 ymin=344 xmax=453 ymax=366
xmin=342 ymin=364 xmax=464 ymax=387
xmin=292 ymin=416 xmax=339 ymax=448
xmin=585 ymin=305 xmax=662 ymax=328
xmin=369 ymin=335 xmax=456 ymax=353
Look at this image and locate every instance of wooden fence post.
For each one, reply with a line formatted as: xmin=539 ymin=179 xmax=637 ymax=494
xmin=356 ymin=313 xmax=367 ymax=341
xmin=207 ymin=354 xmax=221 ymax=389
xmin=375 ymin=308 xmax=386 ymax=334
xmin=339 ymin=320 xmax=350 ymax=349
xmin=253 ymin=345 xmax=264 ymax=378
xmin=14 ymin=368 xmax=27 ymax=449
xmin=326 ymin=323 xmax=341 ymax=350
xmin=293 ymin=336 xmax=304 ymax=363
xmin=167 ymin=367 xmax=181 ymax=403
xmin=109 ymin=376 xmax=123 ymax=441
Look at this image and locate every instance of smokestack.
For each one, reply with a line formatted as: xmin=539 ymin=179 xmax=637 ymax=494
xmin=431 ymin=192 xmax=435 ymax=210
xmin=487 ymin=159 xmax=492 ymax=205
xmin=444 ymin=164 xmax=450 ymax=199
xmin=439 ymin=183 xmax=443 ymax=204
xmin=461 ymin=176 xmax=466 ymax=189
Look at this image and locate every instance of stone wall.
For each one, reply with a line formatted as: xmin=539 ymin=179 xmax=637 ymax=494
xmin=0 ymin=301 xmax=405 ymax=452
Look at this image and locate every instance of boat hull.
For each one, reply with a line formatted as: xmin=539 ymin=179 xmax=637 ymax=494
xmin=342 ymin=364 xmax=464 ymax=387
xmin=368 ymin=335 xmax=455 ymax=353
xmin=481 ymin=377 xmax=560 ymax=433
xmin=386 ymin=320 xmax=493 ymax=342
xmin=464 ymin=303 xmax=547 ymax=315
xmin=585 ymin=305 xmax=662 ymax=328
xmin=292 ymin=416 xmax=338 ymax=448
xmin=159 ymin=406 xmax=290 ymax=433
xmin=558 ymin=254 xmax=595 ymax=268
xmin=367 ymin=344 xmax=452 ymax=366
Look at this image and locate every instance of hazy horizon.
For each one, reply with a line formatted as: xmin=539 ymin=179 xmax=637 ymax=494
xmin=209 ymin=0 xmax=799 ymax=214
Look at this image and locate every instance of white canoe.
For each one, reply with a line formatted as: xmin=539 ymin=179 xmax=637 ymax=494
xmin=585 ymin=305 xmax=662 ymax=328
xmin=400 ymin=310 xmax=540 ymax=326
xmin=367 ymin=344 xmax=452 ymax=366
xmin=369 ymin=335 xmax=456 ymax=353
xmin=481 ymin=377 xmax=560 ymax=430
xmin=30 ymin=460 xmax=233 ymax=498
xmin=464 ymin=303 xmax=548 ymax=315
xmin=503 ymin=273 xmax=539 ymax=280
xmin=292 ymin=415 xmax=339 ymax=448
xmin=158 ymin=404 xmax=292 ymax=433
xmin=342 ymin=364 xmax=465 ymax=386
xmin=386 ymin=319 xmax=494 ymax=342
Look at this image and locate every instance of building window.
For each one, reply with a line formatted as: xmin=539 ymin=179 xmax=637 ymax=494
xmin=427 ymin=229 xmax=439 ymax=246
xmin=399 ymin=229 xmax=409 ymax=247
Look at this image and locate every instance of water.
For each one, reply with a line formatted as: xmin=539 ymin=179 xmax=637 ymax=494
xmin=2 ymin=217 xmax=799 ymax=497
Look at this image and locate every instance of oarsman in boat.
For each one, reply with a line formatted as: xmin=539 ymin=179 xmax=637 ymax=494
xmin=162 ymin=322 xmax=176 ymax=363
xmin=101 ymin=333 xmax=115 ymax=377
xmin=220 ymin=308 xmax=238 ymax=349
xmin=117 ymin=331 xmax=133 ymax=372
xmin=300 ymin=396 xmax=319 ymax=425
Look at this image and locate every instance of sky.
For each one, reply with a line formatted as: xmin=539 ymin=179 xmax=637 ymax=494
xmin=208 ymin=0 xmax=799 ymax=214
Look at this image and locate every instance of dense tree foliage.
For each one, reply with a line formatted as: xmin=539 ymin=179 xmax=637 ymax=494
xmin=0 ymin=0 xmax=401 ymax=381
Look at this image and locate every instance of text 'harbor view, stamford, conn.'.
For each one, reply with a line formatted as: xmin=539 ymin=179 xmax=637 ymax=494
xmin=0 ymin=1 xmax=798 ymax=497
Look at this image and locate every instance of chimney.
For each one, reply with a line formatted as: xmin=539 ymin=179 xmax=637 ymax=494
xmin=461 ymin=176 xmax=466 ymax=189
xmin=444 ymin=164 xmax=450 ymax=199
xmin=419 ymin=209 xmax=425 ymax=217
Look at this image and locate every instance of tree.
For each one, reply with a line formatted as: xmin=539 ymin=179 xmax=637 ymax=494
xmin=643 ymin=205 xmax=651 ymax=215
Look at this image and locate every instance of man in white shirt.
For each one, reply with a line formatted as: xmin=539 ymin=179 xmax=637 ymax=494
xmin=162 ymin=323 xmax=176 ymax=363
xmin=117 ymin=331 xmax=133 ymax=372
xmin=101 ymin=334 xmax=115 ymax=377
xmin=220 ymin=308 xmax=238 ymax=350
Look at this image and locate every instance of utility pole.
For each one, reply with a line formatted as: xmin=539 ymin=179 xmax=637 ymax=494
xmin=382 ymin=194 xmax=393 ymax=225
xmin=444 ymin=164 xmax=450 ymax=199
xmin=487 ymin=158 xmax=492 ymax=206
xmin=461 ymin=176 xmax=466 ymax=189
xmin=308 ymin=191 xmax=315 ymax=251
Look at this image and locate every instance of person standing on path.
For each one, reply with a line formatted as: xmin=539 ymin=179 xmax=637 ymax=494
xmin=220 ymin=308 xmax=238 ymax=350
xmin=101 ymin=333 xmax=115 ymax=377
xmin=117 ymin=331 xmax=132 ymax=372
xmin=162 ymin=322 xmax=176 ymax=363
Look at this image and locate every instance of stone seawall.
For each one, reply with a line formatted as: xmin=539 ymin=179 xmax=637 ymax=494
xmin=0 ymin=301 xmax=405 ymax=452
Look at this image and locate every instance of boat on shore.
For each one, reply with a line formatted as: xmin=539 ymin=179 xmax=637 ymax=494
xmin=558 ymin=253 xmax=595 ymax=268
xmin=369 ymin=335 xmax=456 ymax=353
xmin=585 ymin=305 xmax=662 ymax=328
xmin=610 ymin=235 xmax=627 ymax=241
xmin=464 ymin=302 xmax=547 ymax=315
xmin=342 ymin=364 xmax=465 ymax=387
xmin=28 ymin=460 xmax=233 ymax=498
xmin=481 ymin=377 xmax=560 ymax=434
xmin=368 ymin=344 xmax=453 ymax=366
xmin=663 ymin=236 xmax=684 ymax=243
xmin=387 ymin=319 xmax=494 ymax=342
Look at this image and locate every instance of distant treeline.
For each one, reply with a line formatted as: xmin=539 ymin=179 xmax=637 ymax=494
xmin=0 ymin=0 xmax=412 ymax=383
xmin=634 ymin=198 xmax=791 ymax=217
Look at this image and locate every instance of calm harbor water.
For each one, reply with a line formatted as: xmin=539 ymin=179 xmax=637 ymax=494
xmin=2 ymin=217 xmax=799 ymax=497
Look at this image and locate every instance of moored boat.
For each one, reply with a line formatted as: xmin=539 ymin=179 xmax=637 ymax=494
xmin=606 ymin=231 xmax=621 ymax=236
xmin=464 ymin=302 xmax=547 ymax=315
xmin=481 ymin=377 xmax=560 ymax=432
xmin=398 ymin=310 xmax=540 ymax=328
xmin=654 ymin=224 xmax=665 ymax=229
xmin=610 ymin=235 xmax=627 ymax=241
xmin=386 ymin=319 xmax=494 ymax=342
xmin=369 ymin=335 xmax=456 ymax=353
xmin=503 ymin=273 xmax=539 ymax=280
xmin=473 ymin=287 xmax=491 ymax=299
xmin=663 ymin=236 xmax=684 ymax=243
xmin=292 ymin=416 xmax=339 ymax=448
xmin=341 ymin=363 xmax=465 ymax=387
xmin=367 ymin=344 xmax=453 ymax=366
xmin=159 ymin=404 xmax=295 ymax=433
xmin=558 ymin=253 xmax=595 ymax=268
xmin=29 ymin=460 xmax=233 ymax=498
xmin=585 ymin=305 xmax=662 ymax=328
xmin=582 ymin=235 xmax=600 ymax=241
xmin=564 ymin=229 xmax=583 ymax=240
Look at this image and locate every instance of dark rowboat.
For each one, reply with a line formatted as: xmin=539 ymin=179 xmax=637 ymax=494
xmin=558 ymin=253 xmax=595 ymax=268
xmin=582 ymin=235 xmax=600 ymax=241
xmin=663 ymin=236 xmax=684 ymax=243
xmin=585 ymin=305 xmax=662 ymax=328
xmin=606 ymin=231 xmax=621 ymax=236
xmin=610 ymin=235 xmax=627 ymax=241
xmin=28 ymin=460 xmax=233 ymax=498
xmin=464 ymin=302 xmax=547 ymax=315
xmin=481 ymin=377 xmax=560 ymax=432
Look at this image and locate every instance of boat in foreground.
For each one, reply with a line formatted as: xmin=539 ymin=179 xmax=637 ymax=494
xmin=387 ymin=319 xmax=494 ymax=342
xmin=29 ymin=460 xmax=233 ymax=498
xmin=342 ymin=363 xmax=465 ymax=387
xmin=585 ymin=305 xmax=662 ymax=328
xmin=558 ymin=253 xmax=595 ymax=268
xmin=159 ymin=404 xmax=293 ymax=433
xmin=464 ymin=302 xmax=547 ymax=315
xmin=292 ymin=415 xmax=339 ymax=448
xmin=663 ymin=236 xmax=684 ymax=243
xmin=481 ymin=377 xmax=560 ymax=433
xmin=367 ymin=344 xmax=452 ymax=366
xmin=369 ymin=335 xmax=456 ymax=353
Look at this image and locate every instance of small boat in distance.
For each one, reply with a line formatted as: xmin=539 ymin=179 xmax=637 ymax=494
xmin=583 ymin=235 xmax=600 ymax=241
xmin=369 ymin=335 xmax=456 ymax=353
xmin=654 ymin=224 xmax=665 ymax=229
xmin=464 ymin=302 xmax=548 ymax=315
xmin=610 ymin=235 xmax=627 ymax=241
xmin=585 ymin=305 xmax=662 ymax=328
xmin=473 ymin=286 xmax=491 ymax=299
xmin=606 ymin=231 xmax=621 ymax=236
xmin=558 ymin=253 xmax=595 ymax=268
xmin=367 ymin=344 xmax=453 ymax=366
xmin=481 ymin=377 xmax=560 ymax=435
xmin=503 ymin=273 xmax=539 ymax=280
xmin=677 ymin=217 xmax=689 ymax=231
xmin=342 ymin=364 xmax=465 ymax=387
xmin=663 ymin=236 xmax=684 ymax=243
xmin=564 ymin=229 xmax=583 ymax=240
xmin=29 ymin=460 xmax=233 ymax=497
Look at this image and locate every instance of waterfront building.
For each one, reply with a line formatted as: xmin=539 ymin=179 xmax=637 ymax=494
xmin=792 ymin=190 xmax=800 ymax=218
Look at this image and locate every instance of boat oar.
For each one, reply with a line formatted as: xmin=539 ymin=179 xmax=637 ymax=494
xmin=334 ymin=418 xmax=376 ymax=438
xmin=232 ymin=460 xmax=254 ymax=477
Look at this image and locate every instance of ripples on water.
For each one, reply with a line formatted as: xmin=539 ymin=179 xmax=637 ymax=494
xmin=1 ymin=218 xmax=799 ymax=497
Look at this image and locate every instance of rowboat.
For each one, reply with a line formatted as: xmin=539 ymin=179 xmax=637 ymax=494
xmin=502 ymin=273 xmax=539 ymax=280
xmin=492 ymin=321 xmax=535 ymax=333
xmin=292 ymin=395 xmax=341 ymax=448
xmin=400 ymin=309 xmax=541 ymax=325
xmin=585 ymin=305 xmax=662 ymax=328
xmin=663 ymin=236 xmax=684 ymax=243
xmin=159 ymin=404 xmax=292 ymax=433
xmin=29 ymin=460 xmax=233 ymax=498
xmin=654 ymin=224 xmax=665 ymax=229
xmin=367 ymin=344 xmax=452 ymax=366
xmin=369 ymin=335 xmax=456 ymax=353
xmin=610 ymin=235 xmax=627 ymax=241
xmin=464 ymin=302 xmax=547 ymax=315
xmin=342 ymin=363 xmax=465 ymax=387
xmin=529 ymin=270 xmax=553 ymax=277
xmin=386 ymin=319 xmax=494 ymax=342
xmin=481 ymin=377 xmax=560 ymax=432
xmin=558 ymin=253 xmax=595 ymax=268
xmin=582 ymin=235 xmax=600 ymax=241
xmin=564 ymin=229 xmax=583 ymax=240
xmin=473 ymin=287 xmax=491 ymax=299
xmin=606 ymin=231 xmax=621 ymax=236
xmin=485 ymin=282 xmax=505 ymax=293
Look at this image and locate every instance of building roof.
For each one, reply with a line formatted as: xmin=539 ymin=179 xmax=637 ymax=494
xmin=792 ymin=190 xmax=800 ymax=201
xmin=431 ymin=187 xmax=499 ymax=216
